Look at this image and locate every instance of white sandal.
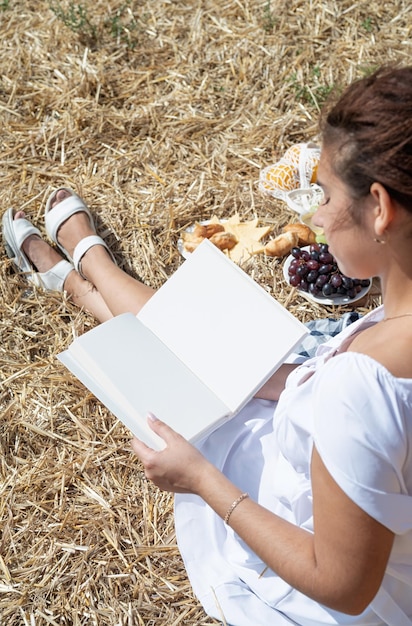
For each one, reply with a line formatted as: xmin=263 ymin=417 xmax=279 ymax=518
xmin=44 ymin=187 xmax=116 ymax=279
xmin=2 ymin=207 xmax=73 ymax=292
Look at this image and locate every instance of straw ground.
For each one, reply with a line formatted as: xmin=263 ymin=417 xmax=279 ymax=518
xmin=0 ymin=1 xmax=410 ymax=624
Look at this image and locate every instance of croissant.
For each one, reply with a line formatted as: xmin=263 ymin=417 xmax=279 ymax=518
xmin=282 ymin=223 xmax=316 ymax=246
xmin=264 ymin=231 xmax=299 ymax=257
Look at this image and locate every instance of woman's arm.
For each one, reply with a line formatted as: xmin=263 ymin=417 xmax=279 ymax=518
xmin=224 ymin=446 xmax=394 ymax=614
xmin=132 ymin=417 xmax=394 ymax=615
xmin=254 ymin=363 xmax=299 ymax=400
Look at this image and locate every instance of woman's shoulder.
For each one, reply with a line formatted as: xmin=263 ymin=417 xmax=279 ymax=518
xmin=322 ymin=350 xmax=412 ymax=397
xmin=312 ymin=351 xmax=412 ymax=533
xmin=312 ymin=351 xmax=412 ymax=437
xmin=346 ymin=320 xmax=412 ymax=379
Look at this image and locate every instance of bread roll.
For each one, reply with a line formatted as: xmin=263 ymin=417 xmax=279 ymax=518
xmin=183 ymin=230 xmax=238 ymax=253
xmin=182 ymin=231 xmax=204 ymax=243
xmin=182 ymin=231 xmax=205 ymax=253
xmin=193 ymin=222 xmax=225 ymax=238
xmin=183 ymin=240 xmax=203 ymax=253
xmin=209 ymin=231 xmax=238 ymax=251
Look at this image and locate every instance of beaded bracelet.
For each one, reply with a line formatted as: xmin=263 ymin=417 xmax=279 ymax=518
xmin=224 ymin=492 xmax=249 ymax=525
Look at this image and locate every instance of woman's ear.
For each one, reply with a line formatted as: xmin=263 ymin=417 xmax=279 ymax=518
xmin=369 ymin=182 xmax=396 ymax=237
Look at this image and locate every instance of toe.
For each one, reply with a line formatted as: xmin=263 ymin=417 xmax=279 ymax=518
xmin=50 ymin=188 xmax=72 ymax=209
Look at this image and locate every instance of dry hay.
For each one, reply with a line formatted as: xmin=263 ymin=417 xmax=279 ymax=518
xmin=0 ymin=0 xmax=410 ymax=624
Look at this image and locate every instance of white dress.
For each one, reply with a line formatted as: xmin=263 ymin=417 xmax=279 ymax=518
xmin=174 ymin=306 xmax=412 ymax=625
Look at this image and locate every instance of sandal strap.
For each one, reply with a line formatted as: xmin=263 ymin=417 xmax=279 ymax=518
xmin=73 ymin=235 xmax=115 ymax=280
xmin=13 ymin=217 xmax=42 ymax=249
xmin=45 ymin=191 xmax=95 ymax=261
xmin=2 ymin=207 xmax=74 ymax=292
xmin=3 ymin=210 xmax=42 ymax=274
xmin=37 ymin=259 xmax=73 ymax=292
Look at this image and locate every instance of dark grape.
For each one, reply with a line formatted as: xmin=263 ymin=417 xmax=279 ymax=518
xmin=341 ymin=276 xmax=354 ymax=290
xmin=319 ymin=252 xmax=333 ymax=264
xmin=322 ymin=283 xmax=334 ymax=297
xmin=306 ymin=270 xmax=319 ymax=283
xmin=309 ymin=283 xmax=321 ymax=296
xmin=297 ymin=264 xmax=309 ymax=277
xmin=310 ymin=243 xmax=321 ymax=253
xmin=290 ymin=274 xmax=301 ymax=287
xmin=316 ymin=274 xmax=328 ymax=288
xmin=330 ymin=273 xmax=342 ymax=288
xmin=307 ymin=259 xmax=320 ymax=271
xmin=286 ymin=243 xmax=372 ymax=301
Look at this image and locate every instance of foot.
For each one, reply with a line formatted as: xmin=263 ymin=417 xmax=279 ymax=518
xmin=47 ymin=188 xmax=115 ymax=282
xmin=48 ymin=189 xmax=96 ymax=260
xmin=15 ymin=210 xmax=72 ymax=278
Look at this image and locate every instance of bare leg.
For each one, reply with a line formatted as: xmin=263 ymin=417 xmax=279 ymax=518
xmin=49 ymin=190 xmax=155 ymax=317
xmin=15 ymin=211 xmax=113 ymax=322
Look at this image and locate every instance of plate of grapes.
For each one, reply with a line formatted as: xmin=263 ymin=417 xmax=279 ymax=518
xmin=283 ymin=243 xmax=372 ymax=305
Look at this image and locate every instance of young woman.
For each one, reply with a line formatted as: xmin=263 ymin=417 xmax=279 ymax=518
xmin=3 ymin=65 xmax=412 ymax=625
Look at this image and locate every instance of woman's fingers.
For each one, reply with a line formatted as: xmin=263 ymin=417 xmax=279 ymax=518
xmin=146 ymin=411 xmax=187 ymax=444
xmin=130 ymin=435 xmax=154 ymax=460
xmin=131 ymin=413 xmax=180 ymax=461
xmin=130 ymin=413 xmax=210 ymax=494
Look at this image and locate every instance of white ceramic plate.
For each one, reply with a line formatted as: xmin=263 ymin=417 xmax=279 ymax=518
xmin=283 ymin=246 xmax=372 ymax=305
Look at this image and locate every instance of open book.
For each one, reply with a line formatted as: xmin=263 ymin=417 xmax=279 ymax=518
xmin=59 ymin=239 xmax=308 ymax=449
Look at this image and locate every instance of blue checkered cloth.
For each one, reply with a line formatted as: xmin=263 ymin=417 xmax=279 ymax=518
xmin=292 ymin=312 xmax=361 ymax=362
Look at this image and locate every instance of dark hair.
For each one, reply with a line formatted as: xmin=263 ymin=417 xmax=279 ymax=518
xmin=320 ymin=65 xmax=412 ymax=215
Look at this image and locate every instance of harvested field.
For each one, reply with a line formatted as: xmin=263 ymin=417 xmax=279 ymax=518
xmin=0 ymin=1 xmax=410 ymax=624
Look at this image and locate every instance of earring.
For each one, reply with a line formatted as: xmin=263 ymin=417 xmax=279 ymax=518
xmin=373 ymin=237 xmax=386 ymax=244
